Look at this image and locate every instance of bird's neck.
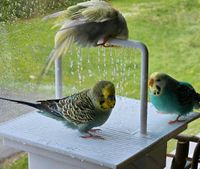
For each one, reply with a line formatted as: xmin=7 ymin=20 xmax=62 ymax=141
xmin=87 ymin=89 xmax=100 ymax=110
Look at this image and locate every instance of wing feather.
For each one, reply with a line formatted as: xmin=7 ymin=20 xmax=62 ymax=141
xmin=175 ymin=82 xmax=197 ymax=106
xmin=55 ymin=90 xmax=96 ymax=124
xmin=67 ymin=6 xmax=118 ymax=23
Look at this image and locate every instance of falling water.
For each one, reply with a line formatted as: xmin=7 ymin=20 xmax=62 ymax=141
xmin=69 ymin=47 xmax=75 ymax=76
xmin=109 ymin=48 xmax=115 ymax=82
xmin=114 ymin=48 xmax=120 ymax=93
xmin=97 ymin=47 xmax=101 ymax=76
xmin=122 ymin=48 xmax=128 ymax=96
xmin=127 ymin=49 xmax=131 ymax=78
xmin=133 ymin=48 xmax=137 ymax=85
xmin=87 ymin=48 xmax=93 ymax=77
xmin=63 ymin=44 xmax=139 ymax=98
xmin=77 ymin=47 xmax=83 ymax=86
xmin=102 ymin=47 xmax=107 ymax=79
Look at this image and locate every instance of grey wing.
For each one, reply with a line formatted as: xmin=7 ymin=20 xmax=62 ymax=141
xmin=72 ymin=7 xmax=118 ymax=23
xmin=77 ymin=0 xmax=110 ymax=7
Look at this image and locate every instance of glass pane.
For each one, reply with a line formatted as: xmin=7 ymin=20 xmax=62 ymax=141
xmin=0 ymin=0 xmax=142 ymax=162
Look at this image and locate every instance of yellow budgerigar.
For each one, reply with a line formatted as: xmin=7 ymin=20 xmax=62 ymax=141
xmin=40 ymin=0 xmax=128 ymax=77
xmin=0 ymin=81 xmax=116 ymax=139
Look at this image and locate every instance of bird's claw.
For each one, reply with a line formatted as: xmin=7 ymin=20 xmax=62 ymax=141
xmin=97 ymin=38 xmax=120 ymax=48
xmin=97 ymin=43 xmax=120 ymax=48
xmin=168 ymin=119 xmax=186 ymax=124
xmin=157 ymin=111 xmax=165 ymax=114
xmin=89 ymin=129 xmax=102 ymax=133
xmin=81 ymin=133 xmax=104 ymax=140
xmin=103 ymin=44 xmax=120 ymax=48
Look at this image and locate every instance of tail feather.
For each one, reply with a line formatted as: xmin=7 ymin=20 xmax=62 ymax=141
xmin=0 ymin=97 xmax=64 ymax=121
xmin=42 ymin=10 xmax=66 ymax=21
xmin=39 ymin=48 xmax=59 ymax=78
xmin=37 ymin=30 xmax=74 ymax=84
xmin=0 ymin=97 xmax=41 ymax=110
xmin=38 ymin=20 xmax=81 ymax=80
xmin=194 ymin=92 xmax=200 ymax=109
xmin=198 ymin=93 xmax=200 ymax=102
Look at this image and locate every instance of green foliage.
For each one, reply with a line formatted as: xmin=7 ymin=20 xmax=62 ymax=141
xmin=3 ymin=155 xmax=28 ymax=169
xmin=0 ymin=0 xmax=85 ymax=22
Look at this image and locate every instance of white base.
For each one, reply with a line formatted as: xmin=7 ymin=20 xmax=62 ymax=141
xmin=29 ymin=153 xmax=78 ymax=169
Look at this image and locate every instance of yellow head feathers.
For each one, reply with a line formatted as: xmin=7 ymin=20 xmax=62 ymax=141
xmin=92 ymin=81 xmax=116 ymax=110
xmin=148 ymin=72 xmax=167 ymax=96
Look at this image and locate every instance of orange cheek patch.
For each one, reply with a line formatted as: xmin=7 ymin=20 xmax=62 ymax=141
xmin=148 ymin=78 xmax=154 ymax=87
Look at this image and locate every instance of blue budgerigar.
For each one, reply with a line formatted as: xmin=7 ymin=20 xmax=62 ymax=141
xmin=0 ymin=81 xmax=116 ymax=139
xmin=148 ymin=72 xmax=200 ymax=124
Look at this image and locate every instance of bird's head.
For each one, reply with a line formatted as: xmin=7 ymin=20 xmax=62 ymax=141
xmin=148 ymin=72 xmax=168 ymax=96
xmin=91 ymin=81 xmax=116 ymax=111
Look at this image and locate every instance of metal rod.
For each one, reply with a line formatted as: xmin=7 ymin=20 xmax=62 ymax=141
xmin=55 ymin=58 xmax=62 ymax=99
xmin=107 ymin=39 xmax=149 ymax=135
xmin=140 ymin=43 xmax=148 ymax=135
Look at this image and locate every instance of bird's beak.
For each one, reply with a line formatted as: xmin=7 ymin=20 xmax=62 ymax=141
xmin=148 ymin=78 xmax=154 ymax=87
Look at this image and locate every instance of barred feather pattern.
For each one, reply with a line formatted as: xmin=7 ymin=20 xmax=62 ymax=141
xmin=39 ymin=89 xmax=96 ymax=126
xmin=0 ymin=80 xmax=115 ymax=133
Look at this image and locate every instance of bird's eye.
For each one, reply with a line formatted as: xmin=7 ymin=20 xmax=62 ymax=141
xmin=107 ymin=95 xmax=116 ymax=102
xmin=100 ymin=99 xmax=105 ymax=105
xmin=100 ymin=94 xmax=104 ymax=98
xmin=108 ymin=95 xmax=114 ymax=100
xmin=156 ymin=79 xmax=161 ymax=82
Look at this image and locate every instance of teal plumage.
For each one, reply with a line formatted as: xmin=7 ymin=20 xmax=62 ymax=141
xmin=148 ymin=72 xmax=200 ymax=124
xmin=0 ymin=80 xmax=116 ymax=139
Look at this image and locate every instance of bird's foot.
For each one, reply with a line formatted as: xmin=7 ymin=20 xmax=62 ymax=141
xmin=97 ymin=38 xmax=120 ymax=47
xmin=168 ymin=119 xmax=186 ymax=124
xmin=157 ymin=111 xmax=165 ymax=114
xmin=97 ymin=43 xmax=119 ymax=47
xmin=103 ymin=43 xmax=120 ymax=47
xmin=88 ymin=129 xmax=102 ymax=133
xmin=81 ymin=133 xmax=104 ymax=140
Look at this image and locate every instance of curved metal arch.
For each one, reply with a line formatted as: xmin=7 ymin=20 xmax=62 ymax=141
xmin=54 ymin=39 xmax=149 ymax=134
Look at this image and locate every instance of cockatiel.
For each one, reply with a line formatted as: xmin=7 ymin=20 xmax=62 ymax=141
xmin=40 ymin=0 xmax=129 ymax=76
xmin=148 ymin=72 xmax=200 ymax=124
xmin=0 ymin=80 xmax=116 ymax=139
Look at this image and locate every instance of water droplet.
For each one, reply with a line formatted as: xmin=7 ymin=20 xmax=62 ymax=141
xmin=77 ymin=47 xmax=83 ymax=86
xmin=70 ymin=155 xmax=75 ymax=158
xmin=97 ymin=47 xmax=101 ymax=75
xmin=102 ymin=47 xmax=107 ymax=79
xmin=100 ymin=163 xmax=104 ymax=166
